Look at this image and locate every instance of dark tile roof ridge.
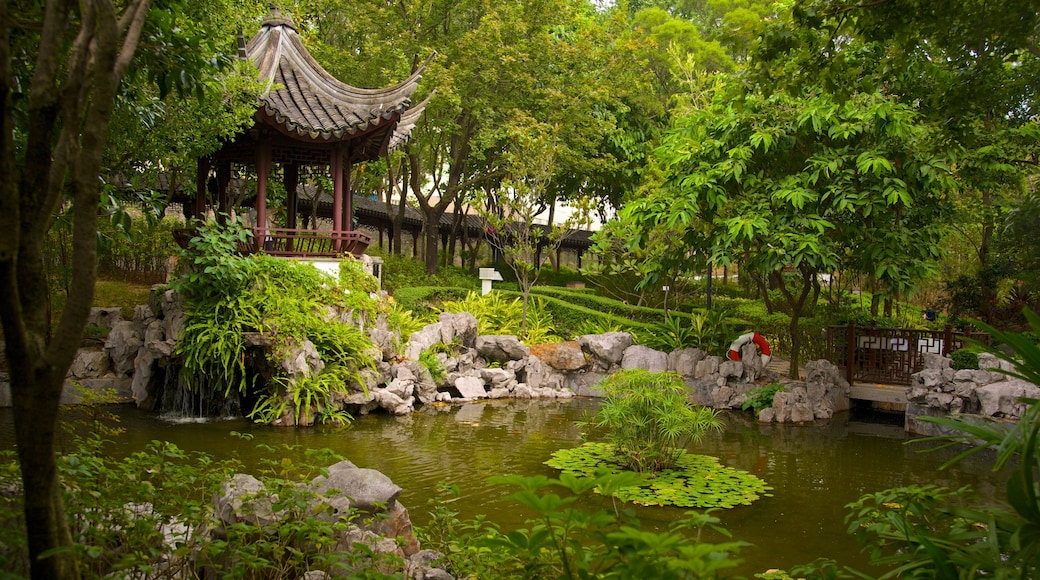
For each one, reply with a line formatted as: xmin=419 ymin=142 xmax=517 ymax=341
xmin=248 ymin=20 xmax=422 ymax=110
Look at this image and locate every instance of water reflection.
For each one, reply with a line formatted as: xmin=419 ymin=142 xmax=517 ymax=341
xmin=0 ymin=400 xmax=1005 ymax=576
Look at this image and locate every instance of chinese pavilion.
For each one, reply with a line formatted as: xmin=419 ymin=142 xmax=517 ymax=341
xmin=190 ymin=9 xmax=428 ymax=256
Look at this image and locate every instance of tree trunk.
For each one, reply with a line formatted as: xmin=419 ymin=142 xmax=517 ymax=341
xmin=0 ymin=2 xmax=153 ymax=577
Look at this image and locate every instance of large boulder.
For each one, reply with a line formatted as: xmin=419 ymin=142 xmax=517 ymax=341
xmin=475 ymin=335 xmax=529 ymax=363
xmin=529 ymin=341 xmax=587 ymax=372
xmin=309 ymin=460 xmax=403 ymax=515
xmin=524 ymin=355 xmax=566 ymax=391
xmin=620 ymin=345 xmax=668 ymax=372
xmin=438 ymin=312 xmax=478 ymax=349
xmin=88 ymin=307 xmax=124 ymax=329
xmin=454 ymin=375 xmax=488 ymax=399
xmin=69 ymin=349 xmax=111 ymax=379
xmin=405 ymin=322 xmax=444 ymax=361
xmin=668 ymin=348 xmax=706 ymax=377
xmin=104 ymin=320 xmax=143 ymax=377
xmin=977 ymin=378 xmax=1040 ymax=418
xmin=578 ymin=332 xmax=633 ymax=370
xmin=215 ymin=473 xmax=283 ymax=528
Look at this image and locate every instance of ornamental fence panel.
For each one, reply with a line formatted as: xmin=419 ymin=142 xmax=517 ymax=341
xmin=826 ymin=322 xmax=990 ymax=386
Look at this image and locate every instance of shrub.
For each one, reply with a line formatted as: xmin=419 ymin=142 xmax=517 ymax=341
xmin=171 ymin=221 xmax=376 ymax=420
xmin=949 ymin=348 xmax=980 ymax=370
xmin=420 ymin=474 xmax=749 ymax=579
xmin=742 ymin=382 xmax=785 ymax=413
xmin=581 ymin=369 xmax=723 ymax=473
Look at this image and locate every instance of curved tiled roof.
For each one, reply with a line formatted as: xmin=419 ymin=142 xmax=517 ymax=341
xmin=246 ymin=10 xmax=426 ymax=148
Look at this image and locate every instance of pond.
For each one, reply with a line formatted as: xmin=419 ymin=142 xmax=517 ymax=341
xmin=0 ymin=399 xmax=1006 ymax=577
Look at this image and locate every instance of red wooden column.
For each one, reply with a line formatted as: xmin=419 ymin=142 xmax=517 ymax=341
xmin=216 ymin=161 xmax=232 ymax=222
xmin=194 ymin=157 xmax=210 ymax=219
xmin=343 ymin=157 xmax=353 ymax=233
xmin=331 ymin=144 xmax=344 ymax=250
xmin=256 ymin=138 xmax=272 ymax=239
xmin=285 ymin=162 xmax=299 ymax=230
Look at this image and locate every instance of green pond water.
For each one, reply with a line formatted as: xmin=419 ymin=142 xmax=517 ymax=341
xmin=1 ymin=399 xmax=1007 ymax=577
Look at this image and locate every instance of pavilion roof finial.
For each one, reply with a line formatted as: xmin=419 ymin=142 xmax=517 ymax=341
xmin=262 ymin=7 xmax=297 ymax=32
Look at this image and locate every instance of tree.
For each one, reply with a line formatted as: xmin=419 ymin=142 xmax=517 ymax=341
xmin=1 ymin=2 xmax=237 ymax=576
xmin=632 ymin=86 xmax=953 ymax=375
xmin=752 ymin=0 xmax=1040 ymax=321
xmin=479 ymin=120 xmax=591 ymax=334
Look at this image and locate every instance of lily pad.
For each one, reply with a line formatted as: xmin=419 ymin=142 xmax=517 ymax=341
xmin=546 ymin=442 xmax=772 ymax=508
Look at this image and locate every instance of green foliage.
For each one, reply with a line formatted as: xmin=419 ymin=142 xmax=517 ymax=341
xmin=581 ymin=370 xmax=723 ymax=473
xmin=477 ymin=473 xmax=748 ymax=579
xmin=338 ymin=257 xmax=379 ymax=295
xmin=419 ymin=349 xmax=447 ymax=384
xmin=439 ymin=291 xmax=563 ymax=344
xmin=389 ymin=286 xmax=471 ymax=322
xmin=742 ymin=383 xmax=785 ymax=413
xmin=0 ymin=435 xmax=409 ymax=578
xmin=171 ymin=222 xmax=376 ymax=419
xmin=250 ymin=365 xmax=361 ymax=426
xmin=841 ymin=308 xmax=1040 ymax=578
xmin=643 ymin=309 xmax=732 ymax=354
xmin=171 ymin=218 xmax=255 ymax=303
xmin=546 ymin=442 xmax=771 ymax=508
xmin=950 ymin=349 xmax=980 ymax=371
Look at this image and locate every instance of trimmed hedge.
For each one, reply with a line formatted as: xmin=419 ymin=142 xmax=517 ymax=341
xmin=529 ymin=286 xmax=704 ymax=325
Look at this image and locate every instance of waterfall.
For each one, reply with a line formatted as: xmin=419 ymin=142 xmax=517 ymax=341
xmin=157 ymin=363 xmax=243 ymax=421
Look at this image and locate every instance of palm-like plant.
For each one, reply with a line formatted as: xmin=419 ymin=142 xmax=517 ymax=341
xmin=583 ymin=369 xmax=722 ymax=473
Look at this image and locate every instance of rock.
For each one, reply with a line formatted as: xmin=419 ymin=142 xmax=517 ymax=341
xmin=386 ymin=378 xmax=415 ymax=400
xmin=921 ymin=353 xmax=952 ymax=370
xmin=620 ymin=345 xmax=668 ymax=372
xmin=405 ymin=550 xmax=453 ymax=580
xmin=130 ymin=349 xmax=157 ymax=408
xmin=977 ymin=378 xmax=1040 ymax=418
xmin=475 ymin=335 xmax=529 ymax=363
xmin=405 ymin=323 xmax=444 ymax=361
xmin=578 ymin=332 xmax=633 ymax=369
xmin=565 ymin=372 xmax=610 ymax=397
xmin=914 ymin=368 xmax=944 ymax=388
xmin=88 ymin=307 xmax=124 ymax=329
xmin=718 ymin=359 xmax=743 ymax=379
xmin=161 ymin=289 xmax=186 ymax=343
xmin=454 ymin=376 xmax=487 ymax=399
xmin=215 ymin=474 xmax=283 ymax=527
xmin=529 ymin=341 xmax=587 ymax=371
xmin=104 ymin=320 xmax=143 ymax=377
xmin=280 ymin=339 xmax=324 ymax=378
xmin=438 ymin=312 xmax=478 ymax=349
xmin=368 ymin=327 xmax=399 ymax=361
xmin=712 ymin=385 xmax=734 ymax=407
xmin=310 ymin=460 xmax=403 ymax=514
xmin=668 ymin=348 xmax=706 ymax=377
xmin=362 ymin=501 xmax=420 ymax=556
xmin=69 ymin=349 xmax=111 ymax=379
xmin=694 ymin=356 xmax=721 ymax=379
xmin=374 ymin=389 xmax=412 ymax=415
xmin=524 ymin=355 xmax=565 ymax=391
xmin=480 ymin=367 xmax=515 ymax=389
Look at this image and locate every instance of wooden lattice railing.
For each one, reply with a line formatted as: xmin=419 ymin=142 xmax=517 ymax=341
xmin=827 ymin=322 xmax=989 ymax=385
xmin=173 ymin=228 xmax=371 ymax=258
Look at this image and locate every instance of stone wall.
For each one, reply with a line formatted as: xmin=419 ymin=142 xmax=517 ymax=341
xmin=906 ymin=352 xmax=1040 ymax=436
xmin=0 ymin=289 xmax=850 ymax=425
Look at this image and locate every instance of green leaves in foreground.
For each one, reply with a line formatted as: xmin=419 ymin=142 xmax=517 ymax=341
xmin=546 ymin=442 xmax=771 ymax=508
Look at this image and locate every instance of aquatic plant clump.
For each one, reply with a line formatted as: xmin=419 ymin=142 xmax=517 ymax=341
xmin=546 ymin=442 xmax=772 ymax=508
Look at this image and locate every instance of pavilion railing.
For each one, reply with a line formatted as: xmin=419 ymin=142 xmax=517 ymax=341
xmin=173 ymin=227 xmax=371 ymax=258
xmin=826 ymin=322 xmax=990 ymax=386
xmin=254 ymin=228 xmax=371 ymax=257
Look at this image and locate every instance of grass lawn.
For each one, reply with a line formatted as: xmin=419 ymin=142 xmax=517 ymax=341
xmin=50 ymin=278 xmax=158 ymax=324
